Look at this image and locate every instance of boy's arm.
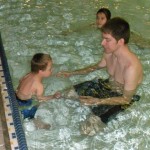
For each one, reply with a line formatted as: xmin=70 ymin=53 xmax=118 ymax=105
xmin=36 ymin=92 xmax=61 ymax=102
xmin=36 ymin=84 xmax=61 ymax=102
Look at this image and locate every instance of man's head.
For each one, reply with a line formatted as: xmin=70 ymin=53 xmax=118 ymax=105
xmin=96 ymin=8 xmax=111 ymax=28
xmin=101 ymin=17 xmax=130 ymax=44
xmin=31 ymin=53 xmax=52 ymax=77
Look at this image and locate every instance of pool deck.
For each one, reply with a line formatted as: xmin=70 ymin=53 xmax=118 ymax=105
xmin=0 ymin=62 xmax=9 ymax=150
xmin=0 ymin=114 xmax=6 ymax=150
xmin=0 ymin=60 xmax=20 ymax=150
xmin=0 ymin=67 xmax=11 ymax=150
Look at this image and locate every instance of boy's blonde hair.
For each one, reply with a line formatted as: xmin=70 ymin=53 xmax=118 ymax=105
xmin=31 ymin=53 xmax=52 ymax=73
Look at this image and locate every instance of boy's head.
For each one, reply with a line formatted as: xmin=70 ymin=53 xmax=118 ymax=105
xmin=96 ymin=8 xmax=111 ymax=28
xmin=101 ymin=17 xmax=130 ymax=44
xmin=31 ymin=53 xmax=52 ymax=77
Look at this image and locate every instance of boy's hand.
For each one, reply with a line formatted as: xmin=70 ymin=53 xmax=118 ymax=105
xmin=53 ymin=92 xmax=62 ymax=99
xmin=56 ymin=71 xmax=71 ymax=78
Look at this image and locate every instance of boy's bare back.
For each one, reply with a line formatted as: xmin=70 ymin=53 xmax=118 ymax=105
xmin=16 ymin=73 xmax=43 ymax=100
xmin=16 ymin=53 xmax=61 ymax=102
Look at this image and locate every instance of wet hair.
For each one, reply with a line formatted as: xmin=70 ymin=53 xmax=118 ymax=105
xmin=97 ymin=8 xmax=111 ymax=20
xmin=101 ymin=17 xmax=130 ymax=44
xmin=31 ymin=53 xmax=52 ymax=73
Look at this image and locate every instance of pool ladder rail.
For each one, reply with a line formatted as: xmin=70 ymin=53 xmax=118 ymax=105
xmin=0 ymin=33 xmax=28 ymax=150
xmin=0 ymin=61 xmax=17 ymax=150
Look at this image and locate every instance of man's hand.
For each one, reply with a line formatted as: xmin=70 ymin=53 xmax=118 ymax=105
xmin=56 ymin=71 xmax=71 ymax=78
xmin=79 ymin=96 xmax=100 ymax=106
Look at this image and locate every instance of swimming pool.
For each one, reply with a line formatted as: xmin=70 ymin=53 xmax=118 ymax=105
xmin=0 ymin=0 xmax=150 ymax=149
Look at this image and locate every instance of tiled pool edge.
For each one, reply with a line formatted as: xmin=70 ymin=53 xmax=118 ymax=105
xmin=0 ymin=34 xmax=28 ymax=150
xmin=0 ymin=85 xmax=11 ymax=150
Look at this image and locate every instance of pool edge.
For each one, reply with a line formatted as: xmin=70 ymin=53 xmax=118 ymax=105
xmin=0 ymin=33 xmax=28 ymax=150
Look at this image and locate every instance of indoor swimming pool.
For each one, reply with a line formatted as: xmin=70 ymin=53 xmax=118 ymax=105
xmin=0 ymin=0 xmax=150 ymax=149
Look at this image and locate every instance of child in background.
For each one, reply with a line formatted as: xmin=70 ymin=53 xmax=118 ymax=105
xmin=96 ymin=8 xmax=111 ymax=28
xmin=61 ymin=8 xmax=111 ymax=35
xmin=16 ymin=53 xmax=61 ymax=129
xmin=96 ymin=8 xmax=150 ymax=48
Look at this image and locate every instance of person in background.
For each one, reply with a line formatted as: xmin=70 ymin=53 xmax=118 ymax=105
xmin=61 ymin=7 xmax=111 ymax=35
xmin=95 ymin=8 xmax=111 ymax=28
xmin=96 ymin=8 xmax=150 ymax=49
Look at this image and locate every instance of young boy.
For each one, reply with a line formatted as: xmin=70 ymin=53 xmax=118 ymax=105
xmin=16 ymin=53 xmax=61 ymax=128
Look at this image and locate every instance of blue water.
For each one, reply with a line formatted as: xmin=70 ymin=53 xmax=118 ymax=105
xmin=0 ymin=0 xmax=150 ymax=149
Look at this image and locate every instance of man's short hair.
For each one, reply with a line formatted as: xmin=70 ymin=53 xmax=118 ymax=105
xmin=101 ymin=17 xmax=130 ymax=44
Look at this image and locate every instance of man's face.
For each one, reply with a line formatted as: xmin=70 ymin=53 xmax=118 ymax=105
xmin=101 ymin=32 xmax=119 ymax=54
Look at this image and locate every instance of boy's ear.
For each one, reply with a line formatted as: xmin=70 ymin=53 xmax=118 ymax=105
xmin=39 ymin=70 xmax=43 ymax=74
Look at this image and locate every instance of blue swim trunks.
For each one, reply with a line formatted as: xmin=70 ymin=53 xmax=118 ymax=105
xmin=16 ymin=95 xmax=39 ymax=119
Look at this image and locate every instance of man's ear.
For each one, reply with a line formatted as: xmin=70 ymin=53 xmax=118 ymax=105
xmin=118 ymin=38 xmax=125 ymax=45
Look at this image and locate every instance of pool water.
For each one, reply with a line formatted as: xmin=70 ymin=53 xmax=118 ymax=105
xmin=1 ymin=0 xmax=150 ymax=149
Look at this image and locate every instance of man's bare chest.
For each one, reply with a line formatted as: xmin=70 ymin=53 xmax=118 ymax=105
xmin=106 ymin=57 xmax=125 ymax=83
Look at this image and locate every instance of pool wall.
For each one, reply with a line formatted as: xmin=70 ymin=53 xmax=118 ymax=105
xmin=0 ymin=33 xmax=28 ymax=150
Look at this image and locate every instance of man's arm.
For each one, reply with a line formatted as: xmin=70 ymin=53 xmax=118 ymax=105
xmin=56 ymin=63 xmax=100 ymax=77
xmin=80 ymin=89 xmax=135 ymax=106
xmin=71 ymin=55 xmax=107 ymax=75
xmin=80 ymin=65 xmax=139 ymax=106
xmin=57 ymin=55 xmax=106 ymax=77
xmin=69 ymin=63 xmax=100 ymax=75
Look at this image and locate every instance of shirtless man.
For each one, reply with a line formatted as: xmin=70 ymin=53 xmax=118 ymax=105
xmin=57 ymin=17 xmax=143 ymax=106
